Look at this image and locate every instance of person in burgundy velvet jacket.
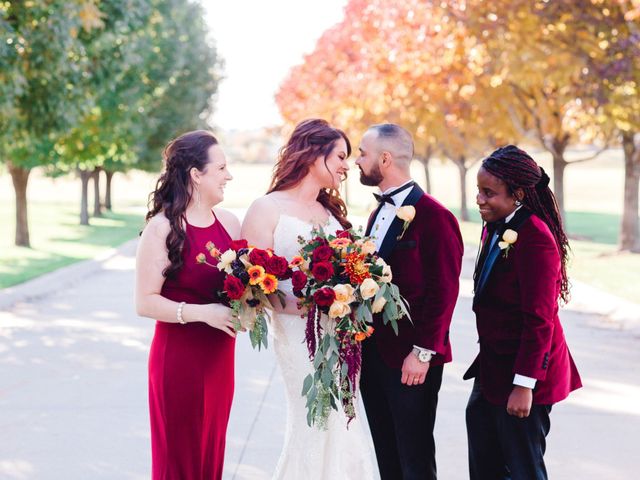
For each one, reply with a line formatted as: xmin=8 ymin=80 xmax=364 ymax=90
xmin=465 ymin=145 xmax=582 ymax=480
xmin=356 ymin=124 xmax=463 ymax=480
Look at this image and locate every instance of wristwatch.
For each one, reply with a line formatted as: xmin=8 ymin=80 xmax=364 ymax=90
xmin=412 ymin=346 xmax=432 ymax=363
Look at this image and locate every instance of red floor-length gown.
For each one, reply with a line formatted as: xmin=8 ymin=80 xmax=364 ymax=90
xmin=148 ymin=216 xmax=235 ymax=479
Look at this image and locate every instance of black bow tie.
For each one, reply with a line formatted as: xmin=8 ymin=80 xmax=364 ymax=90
xmin=373 ymin=182 xmax=415 ymax=206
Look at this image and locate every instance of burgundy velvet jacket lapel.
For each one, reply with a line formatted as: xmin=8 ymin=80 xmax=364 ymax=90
xmin=474 ymin=209 xmax=531 ymax=303
xmin=377 ymin=185 xmax=424 ymax=261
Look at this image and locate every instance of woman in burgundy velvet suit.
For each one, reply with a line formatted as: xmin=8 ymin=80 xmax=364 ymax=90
xmin=465 ymin=145 xmax=582 ymax=480
xmin=135 ymin=131 xmax=241 ymax=479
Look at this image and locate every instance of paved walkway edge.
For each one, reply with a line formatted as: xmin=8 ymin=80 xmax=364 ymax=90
xmin=0 ymin=238 xmax=139 ymax=311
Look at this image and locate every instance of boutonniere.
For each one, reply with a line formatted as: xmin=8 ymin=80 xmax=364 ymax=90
xmin=498 ymin=229 xmax=518 ymax=258
xmin=396 ymin=205 xmax=416 ymax=240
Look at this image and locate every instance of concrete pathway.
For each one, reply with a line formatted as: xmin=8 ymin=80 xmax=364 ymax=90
xmin=1 ymin=239 xmax=639 ymax=479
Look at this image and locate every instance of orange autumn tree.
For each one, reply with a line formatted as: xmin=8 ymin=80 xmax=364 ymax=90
xmin=277 ymin=0 xmax=520 ymax=218
xmin=459 ymin=0 xmax=620 ymax=223
xmin=530 ymin=0 xmax=640 ymax=251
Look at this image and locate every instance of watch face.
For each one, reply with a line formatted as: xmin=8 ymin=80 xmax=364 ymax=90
xmin=419 ymin=352 xmax=429 ymax=362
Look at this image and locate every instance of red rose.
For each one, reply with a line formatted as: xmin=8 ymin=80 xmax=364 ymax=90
xmin=266 ymin=255 xmax=289 ymax=277
xmin=313 ymin=287 xmax=336 ymax=307
xmin=224 ymin=275 xmax=245 ymax=300
xmin=336 ymin=229 xmax=353 ymax=239
xmin=312 ymin=236 xmax=328 ymax=245
xmin=249 ymin=248 xmax=271 ymax=267
xmin=312 ymin=245 xmax=334 ymax=263
xmin=229 ymin=239 xmax=249 ymax=251
xmin=311 ymin=261 xmax=334 ymax=282
xmin=291 ymin=270 xmax=308 ymax=291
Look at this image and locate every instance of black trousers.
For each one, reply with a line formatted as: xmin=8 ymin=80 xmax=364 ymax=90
xmin=466 ymin=379 xmax=552 ymax=480
xmin=360 ymin=340 xmax=444 ymax=480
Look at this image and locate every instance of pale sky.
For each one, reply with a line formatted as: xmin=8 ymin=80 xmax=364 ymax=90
xmin=204 ymin=0 xmax=348 ymax=131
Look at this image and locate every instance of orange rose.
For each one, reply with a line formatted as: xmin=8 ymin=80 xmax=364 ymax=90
xmin=354 ymin=332 xmax=367 ymax=342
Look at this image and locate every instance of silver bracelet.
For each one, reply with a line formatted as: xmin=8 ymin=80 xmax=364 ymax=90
xmin=176 ymin=301 xmax=186 ymax=325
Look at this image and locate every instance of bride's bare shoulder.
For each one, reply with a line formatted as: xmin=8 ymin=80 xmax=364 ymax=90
xmin=243 ymin=193 xmax=280 ymax=226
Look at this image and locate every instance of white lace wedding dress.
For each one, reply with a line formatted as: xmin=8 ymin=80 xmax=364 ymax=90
xmin=270 ymin=213 xmax=375 ymax=480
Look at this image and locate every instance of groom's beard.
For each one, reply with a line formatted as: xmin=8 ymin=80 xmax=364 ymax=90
xmin=359 ymin=165 xmax=383 ymax=187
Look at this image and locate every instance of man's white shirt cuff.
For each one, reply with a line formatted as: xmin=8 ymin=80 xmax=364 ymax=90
xmin=413 ymin=345 xmax=436 ymax=361
xmin=513 ymin=374 xmax=537 ymax=389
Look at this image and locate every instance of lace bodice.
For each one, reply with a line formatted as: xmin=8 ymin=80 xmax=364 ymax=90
xmin=269 ymin=212 xmax=375 ymax=480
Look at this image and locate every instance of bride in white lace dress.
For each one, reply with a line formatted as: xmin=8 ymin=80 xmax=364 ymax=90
xmin=241 ymin=119 xmax=375 ymax=479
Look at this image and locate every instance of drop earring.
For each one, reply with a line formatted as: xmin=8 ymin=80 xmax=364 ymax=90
xmin=515 ymin=200 xmax=522 ymax=207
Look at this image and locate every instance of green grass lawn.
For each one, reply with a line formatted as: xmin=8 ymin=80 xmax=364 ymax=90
xmin=0 ymin=201 xmax=145 ymax=288
xmin=1 ymin=163 xmax=638 ymax=304
xmin=456 ymin=218 xmax=640 ymax=304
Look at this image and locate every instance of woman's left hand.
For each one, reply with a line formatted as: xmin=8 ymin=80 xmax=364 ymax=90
xmin=506 ymin=385 xmax=533 ymax=418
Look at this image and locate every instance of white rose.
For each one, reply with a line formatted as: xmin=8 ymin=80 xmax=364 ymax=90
xmin=502 ymin=229 xmax=518 ymax=244
xmin=333 ymin=284 xmax=356 ymax=304
xmin=216 ymin=249 xmax=236 ymax=273
xmin=371 ymin=296 xmax=387 ymax=313
xmin=360 ymin=240 xmax=377 ymax=255
xmin=329 ymin=301 xmax=351 ymax=319
xmin=380 ymin=265 xmax=393 ymax=283
xmin=396 ymin=205 xmax=416 ymax=222
xmin=359 ymin=277 xmax=380 ymax=300
xmin=375 ymin=257 xmax=387 ymax=267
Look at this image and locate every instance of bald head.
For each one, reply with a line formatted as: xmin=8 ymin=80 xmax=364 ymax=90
xmin=366 ymin=123 xmax=414 ymax=166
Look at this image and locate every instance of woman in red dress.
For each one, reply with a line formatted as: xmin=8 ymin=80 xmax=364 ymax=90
xmin=135 ymin=130 xmax=240 ymax=479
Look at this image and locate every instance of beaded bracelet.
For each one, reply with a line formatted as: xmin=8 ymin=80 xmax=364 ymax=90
xmin=177 ymin=301 xmax=186 ymax=325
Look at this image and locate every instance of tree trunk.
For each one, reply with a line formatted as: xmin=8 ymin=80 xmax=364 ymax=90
xmin=79 ymin=169 xmax=92 ymax=226
xmin=552 ymin=156 xmax=567 ymax=224
xmin=545 ymin=135 xmax=569 ymax=225
xmin=455 ymin=157 xmax=469 ymax=222
xmin=420 ymin=145 xmax=433 ymax=194
xmin=8 ymin=161 xmax=31 ymax=247
xmin=105 ymin=170 xmax=114 ymax=211
xmin=620 ymin=131 xmax=640 ymax=252
xmin=92 ymin=166 xmax=102 ymax=217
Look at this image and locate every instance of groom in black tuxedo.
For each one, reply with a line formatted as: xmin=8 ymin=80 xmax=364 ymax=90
xmin=356 ymin=124 xmax=463 ymax=480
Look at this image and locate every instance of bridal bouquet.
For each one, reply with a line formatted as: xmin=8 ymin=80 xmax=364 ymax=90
xmin=197 ymin=239 xmax=290 ymax=350
xmin=290 ymin=228 xmax=410 ymax=428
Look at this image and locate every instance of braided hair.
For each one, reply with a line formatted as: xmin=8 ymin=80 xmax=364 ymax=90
xmin=482 ymin=145 xmax=571 ymax=303
xmin=145 ymin=130 xmax=219 ymax=278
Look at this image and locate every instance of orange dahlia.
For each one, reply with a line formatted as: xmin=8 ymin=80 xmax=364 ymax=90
xmin=248 ymin=265 xmax=266 ymax=285
xmin=344 ymin=252 xmax=371 ymax=284
xmin=260 ymin=274 xmax=278 ymax=294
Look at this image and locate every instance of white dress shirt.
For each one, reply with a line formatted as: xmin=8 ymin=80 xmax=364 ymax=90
xmin=485 ymin=206 xmax=536 ymax=390
xmin=370 ymin=181 xmax=436 ymax=361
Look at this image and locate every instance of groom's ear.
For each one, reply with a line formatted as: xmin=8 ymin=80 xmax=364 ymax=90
xmin=380 ymin=151 xmax=392 ymax=166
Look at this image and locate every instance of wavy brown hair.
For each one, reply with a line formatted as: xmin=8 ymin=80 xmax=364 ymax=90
xmin=145 ymin=130 xmax=219 ymax=278
xmin=268 ymin=119 xmax=352 ymax=229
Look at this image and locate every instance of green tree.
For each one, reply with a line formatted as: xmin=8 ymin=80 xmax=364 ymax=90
xmin=1 ymin=1 xmax=94 ymax=246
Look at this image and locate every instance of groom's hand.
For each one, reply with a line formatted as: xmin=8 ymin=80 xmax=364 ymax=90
xmin=401 ymin=353 xmax=429 ymax=386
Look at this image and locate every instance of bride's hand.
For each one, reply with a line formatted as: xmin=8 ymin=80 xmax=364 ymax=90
xmin=195 ymin=303 xmax=237 ymax=337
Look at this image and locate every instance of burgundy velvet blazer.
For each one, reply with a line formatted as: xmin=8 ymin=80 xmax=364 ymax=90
xmin=366 ymin=184 xmax=463 ymax=369
xmin=464 ymin=212 xmax=582 ymax=405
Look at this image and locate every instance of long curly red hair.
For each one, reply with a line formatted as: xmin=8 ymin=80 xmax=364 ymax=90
xmin=268 ymin=119 xmax=352 ymax=229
